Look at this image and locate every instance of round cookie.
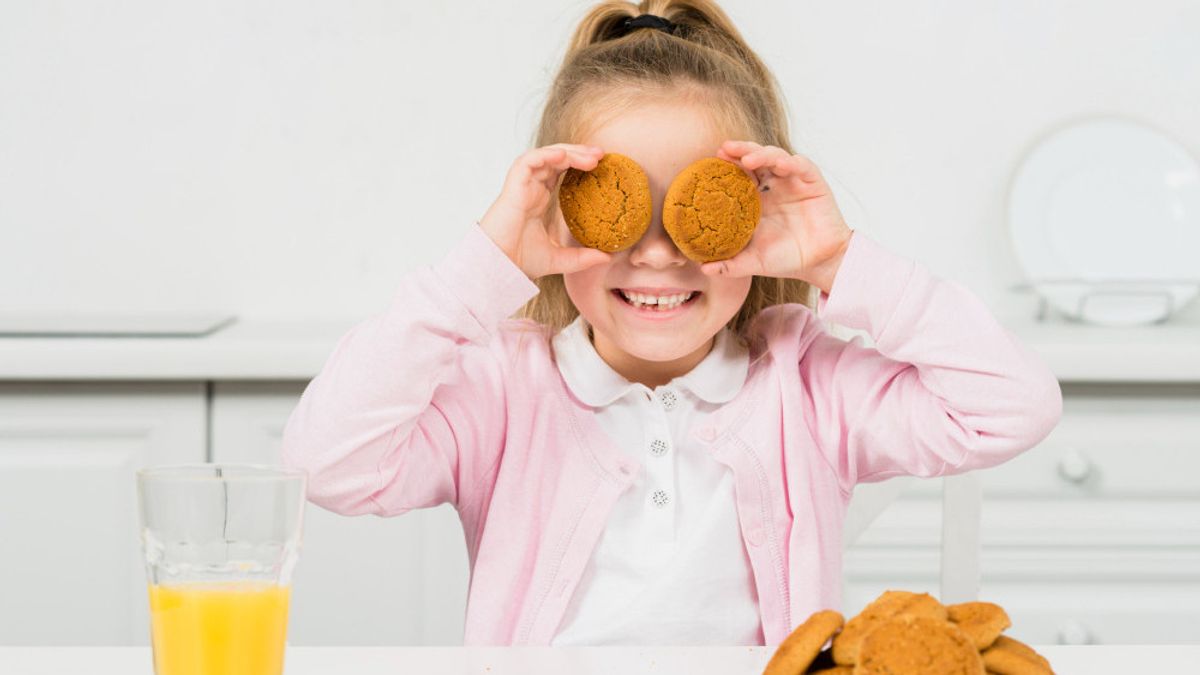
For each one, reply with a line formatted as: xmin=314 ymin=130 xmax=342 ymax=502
xmin=980 ymin=635 xmax=1053 ymax=675
xmin=807 ymin=646 xmax=838 ymax=672
xmin=831 ymin=590 xmax=949 ymax=665
xmin=947 ymin=601 xmax=1012 ymax=650
xmin=855 ymin=615 xmax=984 ymax=675
xmin=762 ymin=609 xmax=844 ymax=675
xmin=662 ymin=156 xmax=760 ymax=262
xmin=557 ymin=152 xmax=652 ymax=252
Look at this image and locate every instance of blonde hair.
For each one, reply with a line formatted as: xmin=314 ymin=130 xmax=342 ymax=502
xmin=518 ymin=0 xmax=812 ymax=346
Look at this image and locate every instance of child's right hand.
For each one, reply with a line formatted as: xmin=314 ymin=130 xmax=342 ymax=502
xmin=478 ymin=144 xmax=613 ymax=280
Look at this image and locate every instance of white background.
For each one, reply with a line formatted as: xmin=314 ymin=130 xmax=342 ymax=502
xmin=2 ymin=0 xmax=1198 ymax=319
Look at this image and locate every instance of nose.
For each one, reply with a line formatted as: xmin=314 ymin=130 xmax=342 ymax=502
xmin=627 ymin=219 xmax=687 ymax=268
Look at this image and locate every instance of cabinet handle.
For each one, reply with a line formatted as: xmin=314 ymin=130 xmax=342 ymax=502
xmin=1056 ymin=449 xmax=1093 ymax=485
xmin=1057 ymin=619 xmax=1093 ymax=645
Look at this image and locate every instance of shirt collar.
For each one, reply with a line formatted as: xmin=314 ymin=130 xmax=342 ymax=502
xmin=552 ymin=315 xmax=749 ymax=408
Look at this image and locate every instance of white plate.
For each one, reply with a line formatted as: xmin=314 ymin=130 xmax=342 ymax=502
xmin=1008 ymin=117 xmax=1200 ymax=325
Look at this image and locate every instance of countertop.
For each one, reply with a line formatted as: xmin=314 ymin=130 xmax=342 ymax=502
xmin=0 ymin=645 xmax=1194 ymax=674
xmin=0 ymin=317 xmax=357 ymax=381
xmin=2 ymin=302 xmax=1200 ymax=382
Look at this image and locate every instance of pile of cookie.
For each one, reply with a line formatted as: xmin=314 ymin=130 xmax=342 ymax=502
xmin=763 ymin=590 xmax=1054 ymax=675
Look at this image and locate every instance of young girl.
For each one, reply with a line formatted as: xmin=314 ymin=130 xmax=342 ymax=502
xmin=281 ymin=0 xmax=1061 ymax=647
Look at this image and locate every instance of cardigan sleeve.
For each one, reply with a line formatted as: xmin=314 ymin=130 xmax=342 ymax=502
xmin=800 ymin=232 xmax=1062 ymax=491
xmin=280 ymin=224 xmax=539 ymax=516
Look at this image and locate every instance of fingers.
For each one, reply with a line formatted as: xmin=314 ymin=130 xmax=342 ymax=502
xmin=527 ymin=143 xmax=604 ymax=170
xmin=740 ymin=146 xmax=797 ymax=178
xmin=519 ymin=144 xmax=604 ymax=185
xmin=719 ymin=140 xmax=762 ymax=159
xmin=719 ymin=141 xmax=824 ymax=183
xmin=549 ymin=243 xmax=612 ymax=275
xmin=699 ymin=247 xmax=765 ymax=278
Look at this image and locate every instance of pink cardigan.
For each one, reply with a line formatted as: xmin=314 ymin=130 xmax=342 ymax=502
xmin=280 ymin=224 xmax=1062 ymax=646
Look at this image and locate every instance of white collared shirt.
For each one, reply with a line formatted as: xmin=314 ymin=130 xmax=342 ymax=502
xmin=548 ymin=316 xmax=764 ymax=646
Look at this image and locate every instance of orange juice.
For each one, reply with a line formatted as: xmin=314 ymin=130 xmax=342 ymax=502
xmin=148 ymin=581 xmax=291 ymax=675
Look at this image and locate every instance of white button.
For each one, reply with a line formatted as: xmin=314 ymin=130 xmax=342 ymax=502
xmin=659 ymin=389 xmax=678 ymax=411
xmin=744 ymin=522 xmax=765 ymax=547
xmin=651 ymin=489 xmax=670 ymax=507
xmin=649 ymin=439 xmax=668 ymax=457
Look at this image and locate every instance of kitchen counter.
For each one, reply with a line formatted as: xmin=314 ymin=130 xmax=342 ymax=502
xmin=999 ymin=309 xmax=1200 ymax=383
xmin=0 ymin=645 xmax=1194 ymax=674
xmin=2 ymin=307 xmax=1200 ymax=382
xmin=0 ymin=317 xmax=357 ymax=381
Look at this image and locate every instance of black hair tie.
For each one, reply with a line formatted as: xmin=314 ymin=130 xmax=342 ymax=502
xmin=616 ymin=13 xmax=676 ymax=37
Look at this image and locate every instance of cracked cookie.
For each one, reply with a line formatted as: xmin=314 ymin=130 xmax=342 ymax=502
xmin=980 ymin=635 xmax=1054 ymax=674
xmin=557 ymin=152 xmax=652 ymax=253
xmin=762 ymin=609 xmax=843 ymax=675
xmin=662 ymin=156 xmax=760 ymax=263
xmin=856 ymin=615 xmax=984 ymax=675
xmin=831 ymin=590 xmax=948 ymax=665
xmin=947 ymin=601 xmax=1012 ymax=650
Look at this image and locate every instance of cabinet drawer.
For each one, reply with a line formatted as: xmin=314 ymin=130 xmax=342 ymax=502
xmin=896 ymin=390 xmax=1200 ymax=500
xmin=845 ymin=545 xmax=1200 ymax=583
xmin=850 ymin=497 xmax=1200 ymax=548
xmin=0 ymin=383 xmax=206 ymax=645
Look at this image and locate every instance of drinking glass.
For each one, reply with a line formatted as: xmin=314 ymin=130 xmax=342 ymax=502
xmin=136 ymin=464 xmax=306 ymax=675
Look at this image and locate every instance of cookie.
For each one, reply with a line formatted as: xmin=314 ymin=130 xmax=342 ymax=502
xmin=807 ymin=647 xmax=837 ymax=672
xmin=855 ymin=615 xmax=985 ymax=675
xmin=980 ymin=635 xmax=1053 ymax=674
xmin=762 ymin=609 xmax=844 ymax=675
xmin=947 ymin=601 xmax=1012 ymax=650
xmin=557 ymin=152 xmax=652 ymax=252
xmin=809 ymin=667 xmax=853 ymax=675
xmin=662 ymin=156 xmax=760 ymax=262
xmin=831 ymin=590 xmax=948 ymax=665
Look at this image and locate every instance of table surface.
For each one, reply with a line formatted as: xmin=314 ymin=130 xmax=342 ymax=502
xmin=0 ymin=646 xmax=1196 ymax=674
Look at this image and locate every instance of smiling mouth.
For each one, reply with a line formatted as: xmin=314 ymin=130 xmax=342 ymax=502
xmin=612 ymin=289 xmax=701 ymax=311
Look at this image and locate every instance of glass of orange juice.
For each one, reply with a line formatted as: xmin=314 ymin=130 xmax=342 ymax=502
xmin=136 ymin=464 xmax=307 ymax=675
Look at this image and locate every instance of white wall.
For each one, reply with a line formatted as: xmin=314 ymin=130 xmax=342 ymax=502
xmin=2 ymin=1 xmax=1197 ymax=320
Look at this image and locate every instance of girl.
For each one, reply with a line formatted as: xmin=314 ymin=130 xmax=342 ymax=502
xmin=281 ymin=0 xmax=1061 ymax=647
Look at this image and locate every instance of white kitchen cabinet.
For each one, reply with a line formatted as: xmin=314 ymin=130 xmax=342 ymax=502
xmin=210 ymin=382 xmax=470 ymax=646
xmin=0 ymin=383 xmax=205 ymax=646
xmin=843 ymin=384 xmax=1200 ymax=645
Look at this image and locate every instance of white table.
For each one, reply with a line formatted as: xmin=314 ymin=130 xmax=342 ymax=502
xmin=0 ymin=646 xmax=1195 ymax=674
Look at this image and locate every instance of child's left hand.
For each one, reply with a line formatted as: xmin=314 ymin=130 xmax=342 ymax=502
xmin=702 ymin=140 xmax=854 ymax=294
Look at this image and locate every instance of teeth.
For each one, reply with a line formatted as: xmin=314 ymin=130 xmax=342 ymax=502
xmin=619 ymin=290 xmax=696 ymax=310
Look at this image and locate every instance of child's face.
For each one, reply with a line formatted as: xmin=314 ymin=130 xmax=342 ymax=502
xmin=554 ymin=100 xmax=753 ymax=366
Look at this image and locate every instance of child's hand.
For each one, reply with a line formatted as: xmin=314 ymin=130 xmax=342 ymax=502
xmin=479 ymin=144 xmax=613 ymax=280
xmin=702 ymin=141 xmax=854 ymax=294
